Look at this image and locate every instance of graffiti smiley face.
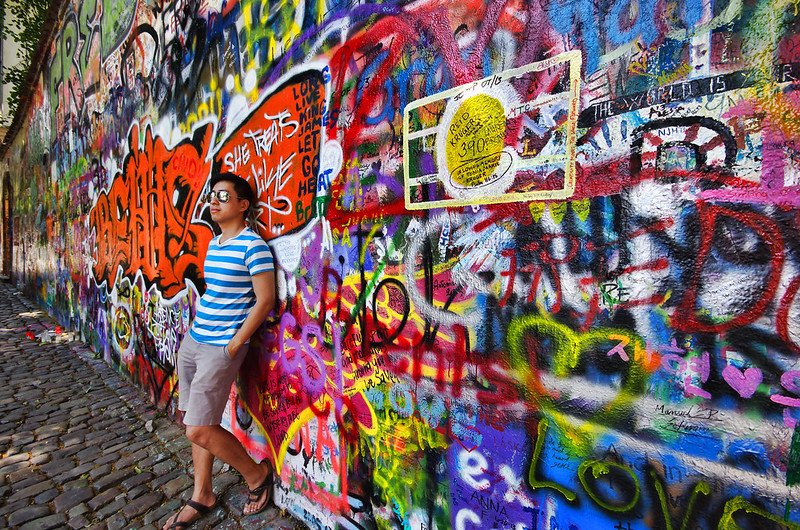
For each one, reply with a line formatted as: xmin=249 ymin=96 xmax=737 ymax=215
xmin=113 ymin=305 xmax=133 ymax=360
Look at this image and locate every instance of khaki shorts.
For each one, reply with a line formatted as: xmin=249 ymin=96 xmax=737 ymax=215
xmin=177 ymin=334 xmax=247 ymax=426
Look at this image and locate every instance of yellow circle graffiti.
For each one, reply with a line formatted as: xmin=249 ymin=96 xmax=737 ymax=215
xmin=113 ymin=306 xmax=132 ymax=351
xmin=445 ymin=94 xmax=506 ymax=188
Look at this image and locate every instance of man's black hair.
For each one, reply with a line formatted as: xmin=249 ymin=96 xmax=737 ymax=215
xmin=209 ymin=172 xmax=255 ymax=218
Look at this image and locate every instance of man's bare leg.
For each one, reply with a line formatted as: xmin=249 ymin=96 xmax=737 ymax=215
xmin=186 ymin=426 xmax=273 ymax=513
xmin=162 ymin=427 xmax=271 ymax=528
xmin=186 ymin=425 xmax=269 ymax=485
xmin=191 ymin=443 xmax=216 ymax=503
xmin=162 ymin=443 xmax=217 ymax=529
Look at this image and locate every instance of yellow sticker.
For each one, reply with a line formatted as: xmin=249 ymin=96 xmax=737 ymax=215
xmin=445 ymin=94 xmax=506 ymax=188
xmin=549 ymin=202 xmax=567 ymax=224
xmin=572 ymin=198 xmax=591 ymax=222
xmin=529 ymin=202 xmax=546 ymax=222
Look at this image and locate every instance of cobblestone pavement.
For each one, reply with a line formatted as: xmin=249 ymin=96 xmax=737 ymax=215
xmin=0 ymin=282 xmax=304 ymax=530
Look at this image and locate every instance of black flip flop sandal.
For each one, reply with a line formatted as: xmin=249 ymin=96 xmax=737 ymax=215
xmin=243 ymin=465 xmax=274 ymax=516
xmin=168 ymin=499 xmax=216 ymax=529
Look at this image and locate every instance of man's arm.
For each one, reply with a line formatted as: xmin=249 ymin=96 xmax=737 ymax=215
xmin=226 ymin=270 xmax=276 ymax=358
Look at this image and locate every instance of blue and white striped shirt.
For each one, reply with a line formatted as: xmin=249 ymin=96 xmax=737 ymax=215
xmin=190 ymin=228 xmax=274 ymax=346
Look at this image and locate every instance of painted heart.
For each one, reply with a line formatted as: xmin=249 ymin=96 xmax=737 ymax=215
xmin=236 ymin=320 xmax=377 ymax=473
xmin=722 ymin=365 xmax=763 ymax=399
xmin=507 ymin=315 xmax=653 ymax=455
xmin=450 ymin=424 xmax=482 ymax=453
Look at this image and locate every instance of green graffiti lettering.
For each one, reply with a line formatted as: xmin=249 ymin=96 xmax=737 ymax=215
xmin=528 ymin=417 xmax=577 ymax=501
xmin=718 ymin=496 xmax=800 ymax=529
xmin=650 ymin=471 xmax=710 ymax=530
xmin=578 ymin=460 xmax=640 ymax=512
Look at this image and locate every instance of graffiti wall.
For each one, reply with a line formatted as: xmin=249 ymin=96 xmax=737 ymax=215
xmin=3 ymin=0 xmax=800 ymax=527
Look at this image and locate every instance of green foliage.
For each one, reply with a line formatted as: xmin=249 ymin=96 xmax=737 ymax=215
xmin=1 ymin=0 xmax=50 ymax=125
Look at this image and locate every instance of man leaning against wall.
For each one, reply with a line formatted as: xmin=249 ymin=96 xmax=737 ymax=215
xmin=163 ymin=172 xmax=276 ymax=529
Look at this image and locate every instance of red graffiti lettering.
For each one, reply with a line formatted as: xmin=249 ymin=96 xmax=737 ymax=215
xmin=675 ymin=203 xmax=785 ymax=333
xmin=777 ymin=276 xmax=800 ymax=355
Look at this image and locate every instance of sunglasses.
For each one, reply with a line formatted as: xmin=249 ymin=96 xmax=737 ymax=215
xmin=203 ymin=190 xmax=245 ymax=203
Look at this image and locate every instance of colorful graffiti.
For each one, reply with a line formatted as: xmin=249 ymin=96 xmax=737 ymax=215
xmin=4 ymin=0 xmax=800 ymax=528
xmin=89 ymin=124 xmax=213 ymax=299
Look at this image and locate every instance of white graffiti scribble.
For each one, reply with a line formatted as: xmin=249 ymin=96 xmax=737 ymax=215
xmin=251 ymin=153 xmax=296 ymax=231
xmin=146 ymin=303 xmax=185 ymax=366
xmin=244 ymin=110 xmax=299 ymax=157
